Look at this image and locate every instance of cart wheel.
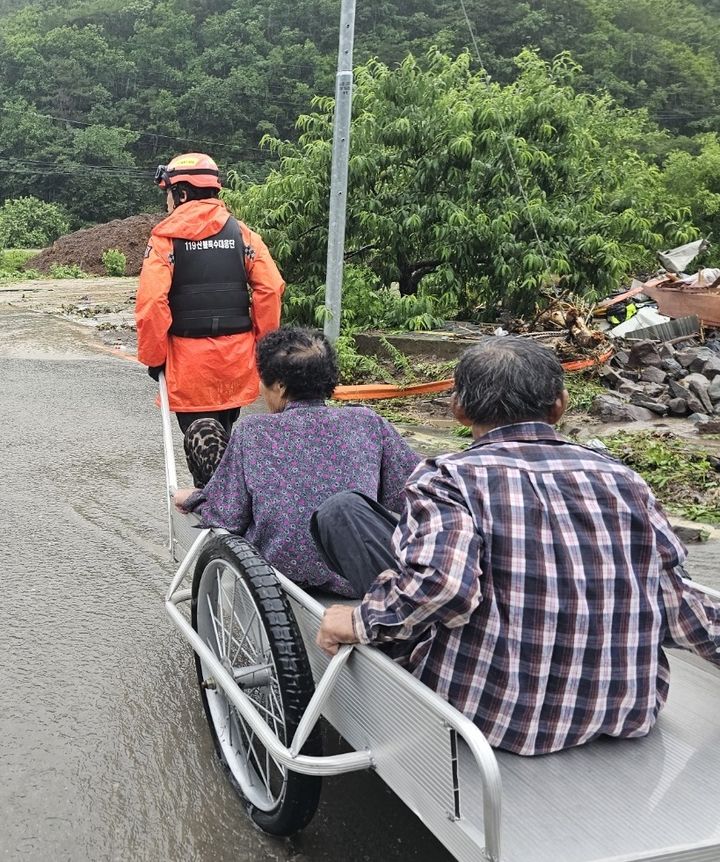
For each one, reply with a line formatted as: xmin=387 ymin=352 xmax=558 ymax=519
xmin=191 ymin=535 xmax=322 ymax=835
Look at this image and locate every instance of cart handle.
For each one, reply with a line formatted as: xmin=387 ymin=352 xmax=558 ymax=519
xmin=159 ymin=372 xmax=177 ymax=492
xmin=158 ymin=373 xmax=178 ymax=554
xmin=165 ymin=530 xmax=502 ymax=860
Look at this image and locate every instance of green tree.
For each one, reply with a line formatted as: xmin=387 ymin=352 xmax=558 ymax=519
xmin=661 ymin=134 xmax=720 ymax=245
xmin=1 ymin=0 xmax=719 ymax=227
xmin=0 ymin=195 xmax=69 ymax=247
xmin=226 ymin=49 xmax=694 ymax=318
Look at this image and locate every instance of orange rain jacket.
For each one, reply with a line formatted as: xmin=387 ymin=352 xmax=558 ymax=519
xmin=135 ymin=199 xmax=285 ymax=412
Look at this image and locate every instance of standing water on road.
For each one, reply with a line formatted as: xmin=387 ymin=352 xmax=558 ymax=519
xmin=0 ymin=310 xmax=451 ymax=862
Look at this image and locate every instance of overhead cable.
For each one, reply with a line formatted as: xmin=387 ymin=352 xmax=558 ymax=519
xmin=458 ymin=0 xmax=552 ymax=274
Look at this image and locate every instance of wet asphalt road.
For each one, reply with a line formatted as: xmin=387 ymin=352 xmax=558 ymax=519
xmin=0 ymin=309 xmax=452 ymax=862
xmin=2 ymin=309 xmax=718 ymax=862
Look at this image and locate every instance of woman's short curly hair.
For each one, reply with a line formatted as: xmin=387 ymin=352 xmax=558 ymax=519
xmin=257 ymin=327 xmax=339 ymax=401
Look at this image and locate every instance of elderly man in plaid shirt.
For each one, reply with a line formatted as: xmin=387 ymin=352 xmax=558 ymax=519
xmin=314 ymin=336 xmax=720 ymax=756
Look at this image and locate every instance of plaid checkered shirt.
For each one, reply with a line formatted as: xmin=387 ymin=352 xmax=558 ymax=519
xmin=352 ymin=422 xmax=720 ymax=755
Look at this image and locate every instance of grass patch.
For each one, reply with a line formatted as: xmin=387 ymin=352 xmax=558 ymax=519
xmin=0 ymin=268 xmax=41 ymax=281
xmin=370 ymin=400 xmax=419 ymax=424
xmin=565 ymin=373 xmax=606 ymax=412
xmin=49 ymin=263 xmax=88 ymax=279
xmin=600 ymin=431 xmax=720 ymax=524
xmin=339 ymin=396 xmax=423 ymax=425
xmin=1 ymin=248 xmax=37 ymax=270
xmin=0 ymin=248 xmax=42 ymax=281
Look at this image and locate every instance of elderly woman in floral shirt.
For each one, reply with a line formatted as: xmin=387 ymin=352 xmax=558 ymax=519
xmin=173 ymin=327 xmax=420 ymax=597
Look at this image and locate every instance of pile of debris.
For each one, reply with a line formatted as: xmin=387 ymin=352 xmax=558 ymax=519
xmin=592 ymin=339 xmax=720 ymax=433
xmin=500 ymin=298 xmax=610 ymax=364
xmin=29 ymin=213 xmax=164 ymax=277
xmin=594 ymin=239 xmax=720 ymax=341
xmin=532 ymin=300 xmax=607 ymax=351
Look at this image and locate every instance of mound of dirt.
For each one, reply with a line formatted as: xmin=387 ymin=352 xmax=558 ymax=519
xmin=28 ymin=213 xmax=165 ymax=277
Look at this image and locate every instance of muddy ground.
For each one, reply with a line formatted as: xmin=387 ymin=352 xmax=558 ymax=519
xmin=0 ymin=274 xmax=140 ymax=353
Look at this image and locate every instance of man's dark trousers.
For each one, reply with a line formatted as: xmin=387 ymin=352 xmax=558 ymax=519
xmin=311 ymin=490 xmax=399 ymax=596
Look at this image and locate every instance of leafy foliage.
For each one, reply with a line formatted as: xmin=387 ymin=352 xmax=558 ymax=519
xmin=564 ymin=374 xmax=607 ymax=413
xmin=278 ymin=264 xmax=453 ymax=330
xmin=0 ymin=248 xmax=42 ymax=280
xmin=661 ymin=134 xmax=720 ymax=251
xmin=334 ymin=330 xmax=457 ymax=386
xmin=101 ymin=247 xmax=126 ymax=275
xmin=0 ymin=248 xmax=38 ymax=270
xmin=49 ymin=262 xmax=88 ymax=278
xmin=0 ymin=0 xmax=719 ymax=229
xmin=601 ymin=431 xmax=720 ymax=523
xmin=0 ymin=196 xmax=69 ymax=247
xmin=227 ymin=50 xmax=695 ymax=318
xmin=335 ymin=334 xmax=390 ymax=385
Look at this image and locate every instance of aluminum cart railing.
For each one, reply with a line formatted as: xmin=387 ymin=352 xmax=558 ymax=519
xmin=160 ymin=376 xmax=720 ymax=862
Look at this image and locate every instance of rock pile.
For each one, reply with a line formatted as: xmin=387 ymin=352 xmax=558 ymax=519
xmin=591 ymin=340 xmax=720 ymax=433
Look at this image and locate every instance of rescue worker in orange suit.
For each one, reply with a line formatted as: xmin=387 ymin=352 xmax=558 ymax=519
xmin=135 ymin=152 xmax=285 ymax=434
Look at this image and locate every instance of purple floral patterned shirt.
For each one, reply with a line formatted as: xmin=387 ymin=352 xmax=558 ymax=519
xmin=187 ymin=400 xmax=420 ymax=595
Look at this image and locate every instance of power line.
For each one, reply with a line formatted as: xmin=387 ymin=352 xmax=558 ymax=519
xmin=0 ymin=166 xmax=151 ymax=178
xmin=0 ymin=104 xmax=273 ymax=157
xmin=458 ymin=0 xmax=552 ymax=275
xmin=6 ymin=157 xmax=151 ymax=174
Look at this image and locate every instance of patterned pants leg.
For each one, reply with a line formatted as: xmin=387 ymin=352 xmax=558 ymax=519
xmin=183 ymin=418 xmax=230 ymax=488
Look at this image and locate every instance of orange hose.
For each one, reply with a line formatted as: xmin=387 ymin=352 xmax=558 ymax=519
xmin=333 ymin=378 xmax=455 ymax=400
xmin=100 ymin=335 xmax=613 ymax=402
xmin=333 ymin=348 xmax=613 ymax=401
xmin=561 ymin=348 xmax=614 ymax=373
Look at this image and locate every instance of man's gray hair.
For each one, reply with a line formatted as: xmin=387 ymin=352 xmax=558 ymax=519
xmin=454 ymin=336 xmax=565 ymax=425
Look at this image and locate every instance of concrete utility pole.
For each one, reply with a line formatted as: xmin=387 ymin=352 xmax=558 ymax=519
xmin=323 ymin=0 xmax=356 ymax=343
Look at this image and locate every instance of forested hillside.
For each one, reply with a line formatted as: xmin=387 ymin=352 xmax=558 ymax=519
xmin=0 ymin=0 xmax=719 ymax=225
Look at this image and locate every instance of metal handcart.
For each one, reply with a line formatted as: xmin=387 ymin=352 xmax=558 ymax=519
xmin=160 ymin=377 xmax=720 ymax=862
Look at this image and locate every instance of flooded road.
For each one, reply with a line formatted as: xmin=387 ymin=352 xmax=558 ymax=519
xmin=0 ymin=309 xmax=452 ymax=862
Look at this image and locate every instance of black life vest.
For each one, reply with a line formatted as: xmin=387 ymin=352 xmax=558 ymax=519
xmin=168 ymin=216 xmax=251 ymax=338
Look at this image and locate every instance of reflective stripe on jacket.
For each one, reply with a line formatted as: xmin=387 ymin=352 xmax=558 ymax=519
xmin=135 ymin=198 xmax=285 ymax=412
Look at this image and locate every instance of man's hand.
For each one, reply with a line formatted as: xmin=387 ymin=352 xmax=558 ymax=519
xmin=316 ymin=605 xmax=359 ymax=656
xmin=173 ymin=487 xmax=195 ymax=511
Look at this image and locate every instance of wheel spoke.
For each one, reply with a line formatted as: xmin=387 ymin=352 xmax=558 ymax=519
xmin=217 ymin=565 xmax=237 ymax=658
xmin=246 ymin=692 xmax=280 ymax=730
xmin=259 ymin=686 xmax=281 ymax=737
xmin=232 ymin=703 xmax=281 ymax=802
xmin=250 ymin=734 xmax=272 ymax=799
xmin=268 ymin=684 xmax=287 ymax=735
xmin=230 ymin=606 xmax=260 ymax=664
xmin=226 ymin=568 xmax=237 ymax=657
xmin=216 ymin=569 xmax=226 ymax=651
xmin=236 ymin=711 xmax=264 ymax=788
xmin=206 ymin=596 xmax=226 ymax=658
xmin=218 ymin=578 xmax=262 ymax=665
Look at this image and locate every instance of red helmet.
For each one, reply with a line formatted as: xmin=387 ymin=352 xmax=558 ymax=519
xmin=154 ymin=153 xmax=221 ymax=190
